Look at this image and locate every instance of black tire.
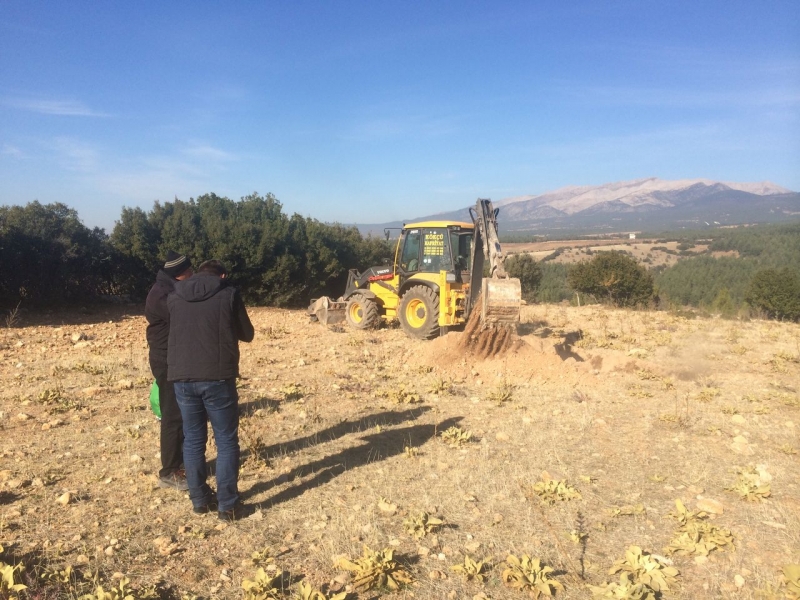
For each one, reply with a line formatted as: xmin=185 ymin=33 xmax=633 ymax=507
xmin=345 ymin=294 xmax=380 ymax=329
xmin=398 ymin=285 xmax=440 ymax=340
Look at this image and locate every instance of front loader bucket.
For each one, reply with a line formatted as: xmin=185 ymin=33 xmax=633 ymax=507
xmin=308 ymin=296 xmax=347 ymax=325
xmin=481 ymin=277 xmax=521 ymax=326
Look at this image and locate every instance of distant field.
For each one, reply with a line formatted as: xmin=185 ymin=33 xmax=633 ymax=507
xmin=505 ymin=239 xmax=736 ymax=268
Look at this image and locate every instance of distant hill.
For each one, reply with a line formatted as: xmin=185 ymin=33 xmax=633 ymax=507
xmin=357 ymin=178 xmax=799 ymax=236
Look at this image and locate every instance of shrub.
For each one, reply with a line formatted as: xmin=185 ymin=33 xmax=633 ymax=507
xmin=504 ymin=253 xmax=542 ymax=302
xmin=567 ymin=251 xmax=654 ymax=307
xmin=710 ymin=288 xmax=737 ymax=318
xmin=745 ymin=268 xmax=800 ymax=321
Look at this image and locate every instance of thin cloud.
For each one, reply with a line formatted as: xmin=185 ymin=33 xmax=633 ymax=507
xmin=340 ymin=113 xmax=460 ymax=142
xmin=527 ymin=123 xmax=728 ymax=158
xmin=49 ymin=137 xmax=99 ymax=172
xmin=571 ymin=85 xmax=800 ymax=109
xmin=182 ymin=144 xmax=237 ymax=162
xmin=1 ymin=144 xmax=24 ymax=158
xmin=3 ymin=97 xmax=110 ymax=117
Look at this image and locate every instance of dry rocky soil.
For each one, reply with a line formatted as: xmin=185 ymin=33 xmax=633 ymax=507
xmin=1 ymin=303 xmax=798 ymax=599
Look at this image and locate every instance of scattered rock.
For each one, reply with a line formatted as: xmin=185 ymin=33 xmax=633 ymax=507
xmin=734 ymin=574 xmax=745 ymax=588
xmin=82 ymin=387 xmax=103 ymax=397
xmin=730 ymin=436 xmax=754 ymax=455
xmin=755 ymin=465 xmax=772 ymax=483
xmin=71 ymin=333 xmax=87 ymax=342
xmin=428 ymin=570 xmax=447 ymax=580
xmin=153 ymin=536 xmax=179 ymax=556
xmin=464 ymin=541 xmax=481 ymax=553
xmin=76 ymin=554 xmax=90 ymax=565
xmin=730 ymin=414 xmax=746 ymax=425
xmin=377 ymin=498 xmax=398 ymax=515
xmin=116 ymin=380 xmax=134 ymax=390
xmin=696 ymin=498 xmax=724 ymax=514
xmin=495 ymin=432 xmax=510 ymax=442
xmin=56 ymin=492 xmax=72 ymax=506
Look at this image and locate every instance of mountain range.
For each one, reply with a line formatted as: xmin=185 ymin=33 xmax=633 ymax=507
xmin=358 ymin=178 xmax=800 ymax=236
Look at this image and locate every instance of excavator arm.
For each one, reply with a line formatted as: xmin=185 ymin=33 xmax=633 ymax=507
xmin=467 ymin=199 xmax=522 ymax=327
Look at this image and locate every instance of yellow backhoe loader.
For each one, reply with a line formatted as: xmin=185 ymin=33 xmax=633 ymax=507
xmin=308 ymin=198 xmax=521 ymax=339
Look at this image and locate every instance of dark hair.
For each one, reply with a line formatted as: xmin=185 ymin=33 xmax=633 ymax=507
xmin=197 ymin=259 xmax=228 ymax=276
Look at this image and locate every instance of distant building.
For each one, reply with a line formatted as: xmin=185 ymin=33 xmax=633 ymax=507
xmin=629 ymin=233 xmax=636 ymax=240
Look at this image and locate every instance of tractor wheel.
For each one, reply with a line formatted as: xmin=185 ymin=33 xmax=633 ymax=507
xmin=345 ymin=294 xmax=380 ymax=329
xmin=398 ymin=286 xmax=440 ymax=340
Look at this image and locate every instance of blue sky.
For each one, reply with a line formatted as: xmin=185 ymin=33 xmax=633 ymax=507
xmin=1 ymin=1 xmax=798 ymax=231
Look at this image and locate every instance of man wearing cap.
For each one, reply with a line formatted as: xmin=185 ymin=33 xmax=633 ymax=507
xmin=145 ymin=250 xmax=193 ymax=490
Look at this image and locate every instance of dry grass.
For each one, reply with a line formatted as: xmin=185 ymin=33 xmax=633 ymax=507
xmin=0 ymin=304 xmax=798 ymax=599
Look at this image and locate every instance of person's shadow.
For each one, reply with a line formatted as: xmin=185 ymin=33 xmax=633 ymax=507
xmin=246 ymin=416 xmax=463 ymax=508
xmin=241 ymin=406 xmax=433 ymax=463
xmin=554 ymin=330 xmax=584 ymax=362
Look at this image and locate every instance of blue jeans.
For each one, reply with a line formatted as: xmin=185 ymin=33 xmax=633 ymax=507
xmin=174 ymin=380 xmax=240 ymax=511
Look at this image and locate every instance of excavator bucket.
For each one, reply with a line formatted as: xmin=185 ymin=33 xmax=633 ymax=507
xmin=308 ymin=296 xmax=347 ymax=325
xmin=467 ymin=198 xmax=522 ymax=330
xmin=482 ymin=277 xmax=521 ymax=326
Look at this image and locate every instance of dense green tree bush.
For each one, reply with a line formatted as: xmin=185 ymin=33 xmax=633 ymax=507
xmin=745 ymin=268 xmax=800 ymax=321
xmin=710 ymin=288 xmax=737 ymax=318
xmin=537 ymin=263 xmax=573 ymax=303
xmin=655 ymin=255 xmax=757 ymax=308
xmin=0 ymin=202 xmax=116 ymax=306
xmin=2 ymin=195 xmax=390 ymax=309
xmin=504 ymin=253 xmax=542 ymax=302
xmin=111 ymin=193 xmax=391 ymax=306
xmin=567 ymin=251 xmax=654 ymax=307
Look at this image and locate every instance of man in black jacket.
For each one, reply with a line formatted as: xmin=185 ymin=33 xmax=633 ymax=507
xmin=168 ymin=259 xmax=255 ymax=521
xmin=145 ymin=251 xmax=193 ymax=490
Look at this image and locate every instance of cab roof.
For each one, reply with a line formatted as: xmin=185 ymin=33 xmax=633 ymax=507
xmin=403 ymin=220 xmax=474 ymax=230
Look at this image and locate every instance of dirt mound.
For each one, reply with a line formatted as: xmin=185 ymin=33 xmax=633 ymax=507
xmin=408 ymin=327 xmax=568 ymax=382
xmin=458 ymin=296 xmax=518 ymax=358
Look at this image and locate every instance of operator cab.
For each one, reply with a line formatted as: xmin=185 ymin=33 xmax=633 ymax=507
xmin=397 ymin=221 xmax=474 ymax=278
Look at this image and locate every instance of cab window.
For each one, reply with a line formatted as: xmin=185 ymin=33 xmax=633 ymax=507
xmin=450 ymin=230 xmax=473 ymax=271
xmin=420 ymin=229 xmax=450 ymax=273
xmin=400 ymin=230 xmax=420 ymax=272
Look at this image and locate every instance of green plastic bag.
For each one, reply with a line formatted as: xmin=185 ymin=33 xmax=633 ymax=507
xmin=149 ymin=381 xmax=162 ymax=419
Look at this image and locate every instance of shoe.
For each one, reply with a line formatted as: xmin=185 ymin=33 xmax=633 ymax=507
xmin=193 ymin=498 xmax=219 ymax=514
xmin=158 ymin=469 xmax=189 ymax=491
xmin=218 ymin=503 xmax=254 ymax=522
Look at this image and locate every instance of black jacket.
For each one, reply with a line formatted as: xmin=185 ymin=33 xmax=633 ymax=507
xmin=145 ymin=270 xmax=177 ymax=369
xmin=167 ymin=273 xmax=254 ymax=382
